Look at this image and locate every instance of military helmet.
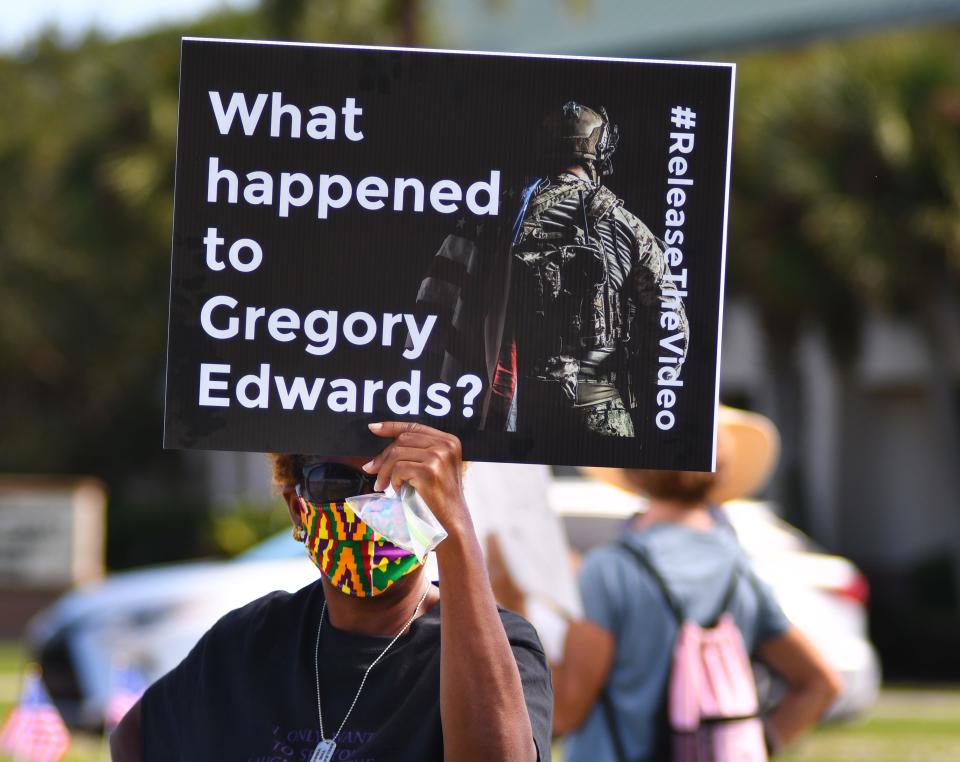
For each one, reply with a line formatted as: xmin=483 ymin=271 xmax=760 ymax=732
xmin=546 ymin=101 xmax=620 ymax=175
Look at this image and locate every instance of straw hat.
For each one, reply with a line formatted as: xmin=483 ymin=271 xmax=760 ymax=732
xmin=580 ymin=405 xmax=781 ymax=504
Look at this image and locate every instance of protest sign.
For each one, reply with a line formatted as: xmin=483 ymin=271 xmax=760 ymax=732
xmin=164 ymin=38 xmax=734 ymax=469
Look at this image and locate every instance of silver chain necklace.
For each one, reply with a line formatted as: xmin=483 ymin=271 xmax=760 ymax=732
xmin=309 ymin=583 xmax=431 ymax=762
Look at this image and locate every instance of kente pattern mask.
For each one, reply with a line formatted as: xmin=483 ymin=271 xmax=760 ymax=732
xmin=297 ymin=497 xmax=422 ymax=597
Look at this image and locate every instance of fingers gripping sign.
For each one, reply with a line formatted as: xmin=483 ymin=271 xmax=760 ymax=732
xmin=363 ymin=422 xmax=470 ymax=533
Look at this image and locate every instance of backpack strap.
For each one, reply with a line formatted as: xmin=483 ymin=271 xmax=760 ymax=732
xmin=612 ymin=541 xmax=757 ymax=761
xmin=602 ymin=543 xmax=678 ymax=762
xmin=709 ymin=562 xmax=743 ymax=626
xmin=600 ymin=691 xmax=630 ymax=762
xmin=616 ymin=541 xmax=685 ymax=625
xmin=619 ymin=539 xmax=748 ymax=628
xmin=525 ymin=178 xmax=589 ymax=218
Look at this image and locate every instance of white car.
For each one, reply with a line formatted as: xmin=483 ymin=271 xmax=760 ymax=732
xmin=25 ymin=536 xmax=320 ymax=728
xmin=27 ymin=477 xmax=878 ymax=728
xmin=548 ymin=477 xmax=881 ymax=721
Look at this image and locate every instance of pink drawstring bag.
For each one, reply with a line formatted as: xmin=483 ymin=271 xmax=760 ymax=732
xmin=669 ymin=615 xmax=767 ymax=761
xmin=602 ymin=543 xmax=768 ymax=762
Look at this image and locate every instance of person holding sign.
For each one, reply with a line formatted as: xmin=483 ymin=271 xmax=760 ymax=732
xmin=110 ymin=422 xmax=552 ymax=762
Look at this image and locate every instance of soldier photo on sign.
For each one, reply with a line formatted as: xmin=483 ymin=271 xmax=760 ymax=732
xmin=414 ymin=101 xmax=689 ymax=440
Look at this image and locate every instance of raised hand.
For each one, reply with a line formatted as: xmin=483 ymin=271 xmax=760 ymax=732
xmin=363 ymin=421 xmax=470 ymax=534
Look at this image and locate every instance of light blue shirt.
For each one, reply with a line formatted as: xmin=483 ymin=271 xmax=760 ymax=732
xmin=564 ymin=521 xmax=790 ymax=762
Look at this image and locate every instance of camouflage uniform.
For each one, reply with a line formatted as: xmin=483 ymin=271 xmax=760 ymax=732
xmin=507 ymin=103 xmax=688 ymax=438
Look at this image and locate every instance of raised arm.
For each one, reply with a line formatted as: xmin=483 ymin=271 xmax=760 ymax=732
xmin=365 ymin=421 xmax=540 ymax=761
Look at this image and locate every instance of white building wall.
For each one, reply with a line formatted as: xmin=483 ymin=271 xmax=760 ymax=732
xmin=839 ymin=384 xmax=960 ymax=566
xmin=719 ymin=299 xmax=960 ymax=570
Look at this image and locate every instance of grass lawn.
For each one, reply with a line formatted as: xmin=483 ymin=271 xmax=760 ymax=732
xmin=778 ymin=688 xmax=960 ymax=762
xmin=553 ymin=688 xmax=960 ymax=762
xmin=2 ymin=638 xmax=959 ymax=761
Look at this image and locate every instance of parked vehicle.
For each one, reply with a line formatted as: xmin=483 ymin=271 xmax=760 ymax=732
xmin=26 ymin=545 xmax=316 ymax=728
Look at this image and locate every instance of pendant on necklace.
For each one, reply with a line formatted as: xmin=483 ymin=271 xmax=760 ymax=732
xmin=309 ymin=739 xmax=336 ymax=762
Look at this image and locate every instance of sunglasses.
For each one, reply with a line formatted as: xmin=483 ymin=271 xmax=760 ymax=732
xmin=296 ymin=462 xmax=379 ymax=504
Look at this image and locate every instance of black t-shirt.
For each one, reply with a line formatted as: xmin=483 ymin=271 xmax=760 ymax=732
xmin=140 ymin=579 xmax=552 ymax=761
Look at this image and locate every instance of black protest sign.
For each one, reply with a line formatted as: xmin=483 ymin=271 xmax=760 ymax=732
xmin=163 ymin=38 xmax=734 ymax=470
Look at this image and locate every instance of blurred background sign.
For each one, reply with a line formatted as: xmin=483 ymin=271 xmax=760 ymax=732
xmin=0 ymin=478 xmax=105 ymax=635
xmin=464 ymin=463 xmax=583 ymax=619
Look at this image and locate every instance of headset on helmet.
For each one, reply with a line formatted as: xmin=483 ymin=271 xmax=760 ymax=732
xmin=549 ymin=101 xmax=620 ymax=176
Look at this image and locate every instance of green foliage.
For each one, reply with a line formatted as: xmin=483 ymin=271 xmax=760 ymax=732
xmin=209 ymin=500 xmax=291 ymax=557
xmin=106 ymin=496 xmax=214 ymax=568
xmin=0 ymin=2 xmax=419 ymax=475
xmin=0 ymin=1 xmax=421 ymax=567
xmin=0 ymin=33 xmax=178 ymax=473
xmin=732 ymin=27 xmax=960 ymax=354
xmin=2 ymin=5 xmax=958 ymax=563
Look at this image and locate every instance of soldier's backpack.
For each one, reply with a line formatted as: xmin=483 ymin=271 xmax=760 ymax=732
xmin=602 ymin=542 xmax=768 ymax=762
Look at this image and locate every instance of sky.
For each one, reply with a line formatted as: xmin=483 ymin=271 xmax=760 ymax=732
xmin=1 ymin=0 xmax=256 ymax=52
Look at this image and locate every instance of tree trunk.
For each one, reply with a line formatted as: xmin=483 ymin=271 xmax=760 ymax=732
xmin=918 ymin=285 xmax=960 ymax=609
xmin=399 ymin=0 xmax=420 ymax=47
xmin=765 ymin=330 xmax=809 ymax=531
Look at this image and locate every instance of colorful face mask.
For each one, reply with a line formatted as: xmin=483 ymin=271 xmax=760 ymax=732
xmin=297 ymin=497 xmax=422 ymax=598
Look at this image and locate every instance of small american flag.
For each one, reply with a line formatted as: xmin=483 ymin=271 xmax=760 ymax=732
xmin=105 ymin=664 xmax=147 ymax=729
xmin=0 ymin=669 xmax=70 ymax=762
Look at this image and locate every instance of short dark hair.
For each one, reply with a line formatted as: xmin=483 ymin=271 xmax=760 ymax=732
xmin=622 ymin=468 xmax=716 ymax=505
xmin=267 ymin=453 xmax=305 ymax=490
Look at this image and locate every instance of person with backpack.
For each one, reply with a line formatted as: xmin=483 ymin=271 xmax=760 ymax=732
xmin=551 ymin=407 xmax=842 ymax=761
